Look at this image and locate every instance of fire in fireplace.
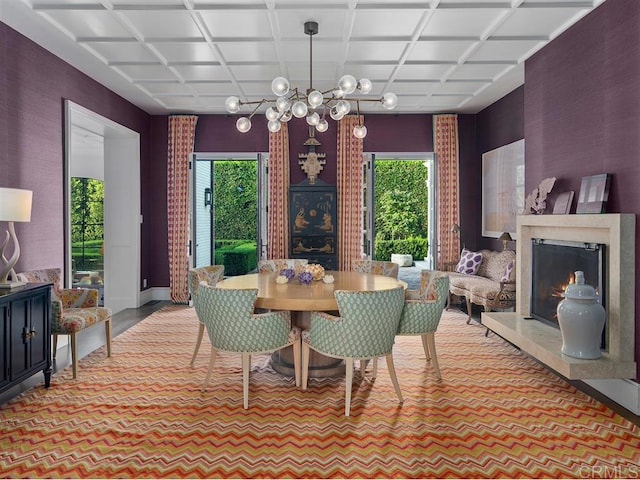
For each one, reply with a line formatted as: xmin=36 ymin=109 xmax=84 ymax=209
xmin=530 ymin=239 xmax=606 ymax=336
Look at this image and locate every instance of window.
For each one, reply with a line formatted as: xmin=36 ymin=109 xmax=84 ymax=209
xmin=70 ymin=177 xmax=104 ymax=299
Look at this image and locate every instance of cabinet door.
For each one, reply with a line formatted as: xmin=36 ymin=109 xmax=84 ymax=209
xmin=28 ymin=290 xmax=49 ymax=368
xmin=0 ymin=304 xmax=8 ymax=389
xmin=10 ymin=297 xmax=29 ymax=378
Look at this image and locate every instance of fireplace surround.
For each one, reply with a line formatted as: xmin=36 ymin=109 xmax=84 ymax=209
xmin=482 ymin=214 xmax=635 ymax=379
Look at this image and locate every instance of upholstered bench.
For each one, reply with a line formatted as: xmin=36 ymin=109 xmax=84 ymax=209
xmin=447 ymin=249 xmax=516 ymax=324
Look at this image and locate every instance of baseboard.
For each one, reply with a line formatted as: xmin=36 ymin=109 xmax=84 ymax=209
xmin=140 ymin=287 xmax=171 ymax=305
xmin=585 ymin=378 xmax=640 ymax=415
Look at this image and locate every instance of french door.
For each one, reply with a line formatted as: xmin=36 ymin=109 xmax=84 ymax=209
xmin=190 ymin=153 xmax=268 ymax=269
xmin=362 ymin=152 xmax=437 ymax=268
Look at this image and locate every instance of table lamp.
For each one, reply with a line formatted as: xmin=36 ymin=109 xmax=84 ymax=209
xmin=0 ymin=188 xmax=33 ymax=289
xmin=498 ymin=231 xmax=513 ymax=251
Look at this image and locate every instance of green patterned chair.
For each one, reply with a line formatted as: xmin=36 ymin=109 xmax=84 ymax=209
xmin=301 ymin=287 xmax=405 ymax=416
xmin=193 ymin=285 xmax=301 ymax=409
xmin=352 ymin=260 xmax=399 ymax=279
xmin=188 ymin=265 xmax=225 ymax=365
xmin=397 ymin=270 xmax=449 ymax=380
xmin=17 ymin=268 xmax=112 ymax=379
xmin=257 ymin=258 xmax=308 ymax=273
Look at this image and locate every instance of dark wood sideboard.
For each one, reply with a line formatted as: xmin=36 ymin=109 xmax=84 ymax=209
xmin=0 ymin=283 xmax=52 ymax=399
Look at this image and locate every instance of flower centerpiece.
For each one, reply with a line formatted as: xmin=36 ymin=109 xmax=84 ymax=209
xmin=279 ymin=268 xmax=296 ymax=281
xmin=298 ymin=271 xmax=314 ymax=285
xmin=304 ymin=263 xmax=325 ymax=281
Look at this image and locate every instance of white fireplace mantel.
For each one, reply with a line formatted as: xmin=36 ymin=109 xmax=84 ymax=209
xmin=483 ymin=214 xmax=636 ymax=380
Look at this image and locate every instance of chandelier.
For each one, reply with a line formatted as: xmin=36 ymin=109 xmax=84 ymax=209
xmin=224 ymin=21 xmax=398 ymax=139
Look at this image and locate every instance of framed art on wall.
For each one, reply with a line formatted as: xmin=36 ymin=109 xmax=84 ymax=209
xmin=576 ymin=174 xmax=611 ymax=214
xmin=482 ymin=139 xmax=525 ymax=238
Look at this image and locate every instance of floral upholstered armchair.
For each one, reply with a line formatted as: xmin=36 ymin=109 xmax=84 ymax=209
xmin=17 ymin=268 xmax=112 ymax=379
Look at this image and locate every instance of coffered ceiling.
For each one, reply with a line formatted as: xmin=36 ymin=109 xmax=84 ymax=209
xmin=1 ymin=0 xmax=605 ymax=115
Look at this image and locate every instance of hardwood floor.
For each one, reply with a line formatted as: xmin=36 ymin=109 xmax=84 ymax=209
xmin=2 ymin=300 xmax=639 ymax=427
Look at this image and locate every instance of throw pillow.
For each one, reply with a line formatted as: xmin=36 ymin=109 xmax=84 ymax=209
xmin=456 ymin=249 xmax=483 ymax=275
xmin=501 ymin=260 xmax=515 ymax=282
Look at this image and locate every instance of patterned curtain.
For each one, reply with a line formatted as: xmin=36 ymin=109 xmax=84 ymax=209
xmin=434 ymin=114 xmax=460 ymax=269
xmin=337 ymin=116 xmax=364 ymax=271
xmin=267 ymin=123 xmax=290 ymax=259
xmin=167 ymin=115 xmax=198 ymax=304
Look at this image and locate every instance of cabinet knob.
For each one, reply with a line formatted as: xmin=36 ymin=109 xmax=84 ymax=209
xmin=24 ymin=329 xmax=37 ymax=340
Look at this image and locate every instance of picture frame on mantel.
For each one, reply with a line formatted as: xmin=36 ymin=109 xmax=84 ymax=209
xmin=576 ymin=174 xmax=611 ymax=214
xmin=552 ymin=191 xmax=574 ymax=214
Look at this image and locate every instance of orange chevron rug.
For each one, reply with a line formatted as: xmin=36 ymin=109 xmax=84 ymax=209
xmin=0 ymin=305 xmax=639 ymax=479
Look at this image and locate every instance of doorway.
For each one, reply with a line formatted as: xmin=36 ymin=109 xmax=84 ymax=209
xmin=190 ymin=153 xmax=268 ymax=275
xmin=363 ymin=152 xmax=437 ymax=268
xmin=65 ymin=101 xmax=141 ymax=315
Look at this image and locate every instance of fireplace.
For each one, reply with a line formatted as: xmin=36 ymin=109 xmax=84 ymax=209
xmin=481 ymin=213 xmax=635 ymax=380
xmin=530 ymin=239 xmax=606 ymax=329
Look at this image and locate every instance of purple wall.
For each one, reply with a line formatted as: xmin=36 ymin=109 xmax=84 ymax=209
xmin=523 ymin=0 xmax=640 ymax=378
xmin=194 ymin=113 xmax=435 ymax=186
xmin=0 ymin=23 xmax=154 ymax=286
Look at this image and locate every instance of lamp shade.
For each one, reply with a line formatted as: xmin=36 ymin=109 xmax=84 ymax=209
xmin=498 ymin=232 xmax=513 ymax=242
xmin=0 ymin=188 xmax=33 ymax=222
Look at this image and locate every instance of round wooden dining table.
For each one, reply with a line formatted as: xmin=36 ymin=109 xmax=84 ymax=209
xmin=218 ymin=270 xmax=406 ymax=377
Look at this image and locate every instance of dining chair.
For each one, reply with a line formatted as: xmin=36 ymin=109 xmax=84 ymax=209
xmin=188 ymin=265 xmax=225 ymax=366
xmin=301 ymin=287 xmax=405 ymax=416
xmin=352 ymin=260 xmax=399 ymax=279
xmin=193 ymin=284 xmax=301 ymax=409
xmin=396 ymin=270 xmax=449 ymax=380
xmin=257 ymin=258 xmax=308 ymax=273
xmin=352 ymin=259 xmax=400 ymax=374
xmin=16 ymin=268 xmax=112 ymax=379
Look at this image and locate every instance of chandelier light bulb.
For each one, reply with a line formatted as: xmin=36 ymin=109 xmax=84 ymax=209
xmin=338 ymin=74 xmax=357 ymax=94
xmin=353 ymin=124 xmax=368 ymax=139
xmin=265 ymin=107 xmax=279 ymax=121
xmin=330 ymin=107 xmax=344 ymax=121
xmin=308 ymin=90 xmax=324 ymax=108
xmin=276 ymin=96 xmax=291 ymax=113
xmin=306 ymin=111 xmax=320 ymax=126
xmin=316 ymin=118 xmax=329 ymax=132
xmin=224 ymin=96 xmax=241 ymax=113
xmin=291 ymin=101 xmax=308 ymax=118
xmin=280 ymin=110 xmax=292 ymax=122
xmin=271 ymin=77 xmax=290 ymax=96
xmin=336 ymin=99 xmax=351 ymax=116
xmin=382 ymin=92 xmax=398 ymax=110
xmin=357 ymin=78 xmax=372 ymax=94
xmin=333 ymin=89 xmax=345 ymax=99
xmin=236 ymin=117 xmax=251 ymax=133
xmin=267 ymin=120 xmax=282 ymax=133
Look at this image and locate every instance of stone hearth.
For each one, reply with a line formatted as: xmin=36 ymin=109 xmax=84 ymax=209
xmin=482 ymin=214 xmax=636 ymax=379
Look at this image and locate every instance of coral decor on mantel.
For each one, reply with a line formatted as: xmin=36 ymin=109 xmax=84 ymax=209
xmin=523 ymin=177 xmax=556 ymax=214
